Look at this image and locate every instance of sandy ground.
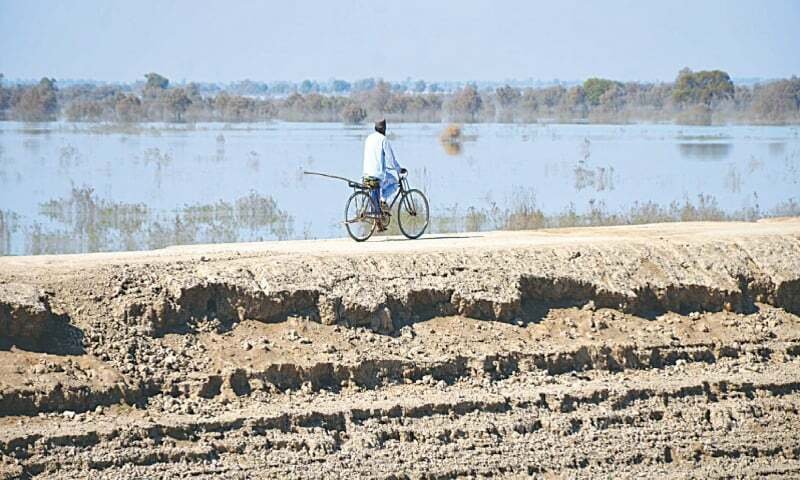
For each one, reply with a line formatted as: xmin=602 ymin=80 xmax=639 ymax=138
xmin=1 ymin=220 xmax=800 ymax=478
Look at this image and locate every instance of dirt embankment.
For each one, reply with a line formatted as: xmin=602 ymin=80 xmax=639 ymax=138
xmin=1 ymin=220 xmax=800 ymax=478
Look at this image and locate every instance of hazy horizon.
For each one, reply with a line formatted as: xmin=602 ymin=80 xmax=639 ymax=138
xmin=0 ymin=75 xmax=787 ymax=87
xmin=1 ymin=0 xmax=799 ymax=83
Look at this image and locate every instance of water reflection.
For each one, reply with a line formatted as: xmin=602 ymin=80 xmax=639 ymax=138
xmin=247 ymin=150 xmax=260 ymax=171
xmin=22 ymin=187 xmax=293 ymax=255
xmin=724 ymin=165 xmax=742 ymax=193
xmin=18 ymin=127 xmax=53 ymax=135
xmin=783 ymin=149 xmax=800 ymax=185
xmin=215 ymin=134 xmax=226 ymax=162
xmin=439 ymin=124 xmax=463 ymax=156
xmin=0 ymin=210 xmax=19 ymax=256
xmin=574 ymin=165 xmax=615 ymax=191
xmin=768 ymin=142 xmax=786 ymax=156
xmin=23 ymin=138 xmax=40 ymax=152
xmin=678 ymin=143 xmax=733 ymax=160
xmin=747 ymin=156 xmax=764 ymax=173
xmin=440 ymin=140 xmax=462 ymax=156
xmin=58 ymin=144 xmax=81 ymax=168
xmin=142 ymin=147 xmax=172 ymax=167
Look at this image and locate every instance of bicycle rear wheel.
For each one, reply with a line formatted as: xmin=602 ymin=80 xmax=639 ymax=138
xmin=345 ymin=191 xmax=377 ymax=241
xmin=397 ymin=189 xmax=429 ymax=239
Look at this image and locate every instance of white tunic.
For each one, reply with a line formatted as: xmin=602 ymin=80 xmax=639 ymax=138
xmin=362 ymin=132 xmax=400 ymax=179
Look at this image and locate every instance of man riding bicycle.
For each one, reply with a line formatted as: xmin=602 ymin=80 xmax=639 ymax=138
xmin=362 ymin=119 xmax=406 ymax=231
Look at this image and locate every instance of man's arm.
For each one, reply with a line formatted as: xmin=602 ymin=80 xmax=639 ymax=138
xmin=384 ymin=138 xmax=402 ymax=172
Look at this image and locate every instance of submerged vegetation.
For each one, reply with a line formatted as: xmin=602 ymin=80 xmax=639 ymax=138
xmin=5 ymin=183 xmax=797 ymax=255
xmin=15 ymin=187 xmax=294 ymax=255
xmin=429 ymin=192 xmax=800 ymax=235
xmin=1 ymin=69 xmax=799 ymax=126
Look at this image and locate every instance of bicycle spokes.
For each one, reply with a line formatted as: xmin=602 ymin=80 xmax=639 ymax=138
xmin=404 ymin=196 xmax=417 ymax=216
xmin=345 ymin=191 xmax=377 ymax=241
xmin=397 ymin=189 xmax=429 ymax=239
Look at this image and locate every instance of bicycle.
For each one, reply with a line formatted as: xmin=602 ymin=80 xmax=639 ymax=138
xmin=344 ymin=170 xmax=429 ymax=242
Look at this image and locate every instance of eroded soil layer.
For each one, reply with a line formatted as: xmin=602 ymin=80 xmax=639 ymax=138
xmin=1 ymin=221 xmax=799 ymax=478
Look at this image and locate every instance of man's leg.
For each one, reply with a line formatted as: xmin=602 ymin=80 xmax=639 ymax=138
xmin=371 ymin=187 xmax=381 ymax=214
xmin=381 ymin=173 xmax=399 ymax=205
xmin=363 ymin=177 xmax=380 ymax=215
xmin=372 ymin=187 xmax=388 ymax=231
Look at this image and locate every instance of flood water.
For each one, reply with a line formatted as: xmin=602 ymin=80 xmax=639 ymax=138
xmin=1 ymin=121 xmax=798 ymax=255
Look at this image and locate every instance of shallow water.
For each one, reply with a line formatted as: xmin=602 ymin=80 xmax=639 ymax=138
xmin=0 ymin=121 xmax=798 ymax=255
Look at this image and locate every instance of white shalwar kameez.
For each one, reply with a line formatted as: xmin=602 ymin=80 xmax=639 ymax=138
xmin=362 ymin=131 xmax=402 ymax=202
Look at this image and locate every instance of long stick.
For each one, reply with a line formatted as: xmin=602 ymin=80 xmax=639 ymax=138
xmin=303 ymin=170 xmax=361 ymax=185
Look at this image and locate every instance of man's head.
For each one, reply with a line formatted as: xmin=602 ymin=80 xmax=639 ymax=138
xmin=374 ymin=119 xmax=386 ymax=135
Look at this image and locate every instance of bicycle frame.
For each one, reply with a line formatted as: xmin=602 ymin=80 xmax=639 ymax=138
xmin=351 ymin=173 xmax=412 ymax=218
xmin=385 ymin=174 xmax=411 ymax=211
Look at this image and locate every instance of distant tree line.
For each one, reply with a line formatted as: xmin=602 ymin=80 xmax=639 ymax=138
xmin=1 ymin=69 xmax=799 ymax=125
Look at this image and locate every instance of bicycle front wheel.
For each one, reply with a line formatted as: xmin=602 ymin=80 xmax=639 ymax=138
xmin=344 ymin=190 xmax=377 ymax=242
xmin=397 ymin=189 xmax=429 ymax=239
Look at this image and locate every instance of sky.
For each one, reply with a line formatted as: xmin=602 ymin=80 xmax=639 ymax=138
xmin=1 ymin=0 xmax=798 ymax=83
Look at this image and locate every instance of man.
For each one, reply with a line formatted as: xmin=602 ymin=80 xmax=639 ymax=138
xmin=362 ymin=119 xmax=406 ymax=229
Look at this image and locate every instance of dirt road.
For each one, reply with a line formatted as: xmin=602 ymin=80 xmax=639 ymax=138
xmin=1 ymin=220 xmax=800 ymax=478
xmin=2 ymin=218 xmax=799 ymax=268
